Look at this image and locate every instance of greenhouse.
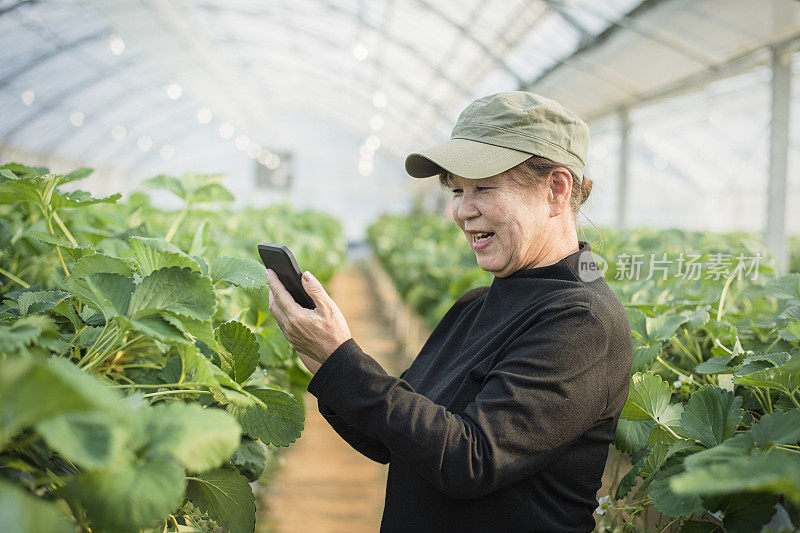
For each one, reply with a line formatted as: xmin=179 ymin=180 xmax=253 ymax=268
xmin=1 ymin=0 xmax=800 ymax=532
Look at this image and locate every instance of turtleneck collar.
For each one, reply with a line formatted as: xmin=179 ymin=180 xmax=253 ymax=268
xmin=492 ymin=240 xmax=591 ymax=282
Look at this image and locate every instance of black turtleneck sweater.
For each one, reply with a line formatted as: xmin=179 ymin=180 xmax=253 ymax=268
xmin=307 ymin=241 xmax=633 ymax=532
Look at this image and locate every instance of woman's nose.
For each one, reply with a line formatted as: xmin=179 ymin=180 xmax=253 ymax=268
xmin=454 ymin=192 xmax=481 ymax=220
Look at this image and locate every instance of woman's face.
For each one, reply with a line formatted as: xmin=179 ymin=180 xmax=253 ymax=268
xmin=449 ymin=171 xmax=550 ymax=278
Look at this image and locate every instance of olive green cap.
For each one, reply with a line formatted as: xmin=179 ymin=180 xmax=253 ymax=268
xmin=405 ymin=91 xmax=589 ymax=182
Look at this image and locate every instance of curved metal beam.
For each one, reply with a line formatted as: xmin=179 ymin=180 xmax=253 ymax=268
xmin=0 ymin=0 xmax=37 ymax=17
xmin=0 ymin=29 xmax=107 ymax=90
xmin=409 ymin=0 xmax=524 ymax=86
xmin=1 ymin=55 xmax=142 ymax=141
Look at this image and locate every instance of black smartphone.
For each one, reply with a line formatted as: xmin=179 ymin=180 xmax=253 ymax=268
xmin=258 ymin=243 xmax=316 ymax=309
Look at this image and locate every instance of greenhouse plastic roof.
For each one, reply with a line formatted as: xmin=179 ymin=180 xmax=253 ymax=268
xmin=0 ymin=0 xmax=798 ymax=185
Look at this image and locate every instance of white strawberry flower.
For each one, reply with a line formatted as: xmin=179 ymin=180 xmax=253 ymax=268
xmin=673 ymin=375 xmax=690 ymax=389
xmin=595 ymin=494 xmax=612 ymax=516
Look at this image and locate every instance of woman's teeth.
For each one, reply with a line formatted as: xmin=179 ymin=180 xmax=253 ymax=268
xmin=473 ymin=232 xmax=493 ymax=242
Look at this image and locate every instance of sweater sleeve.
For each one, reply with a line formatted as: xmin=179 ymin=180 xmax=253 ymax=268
xmin=316 ymin=398 xmax=390 ymax=464
xmin=306 ymin=303 xmax=609 ymax=500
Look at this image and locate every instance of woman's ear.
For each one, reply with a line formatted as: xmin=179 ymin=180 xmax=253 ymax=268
xmin=548 ymin=168 xmax=573 ymax=217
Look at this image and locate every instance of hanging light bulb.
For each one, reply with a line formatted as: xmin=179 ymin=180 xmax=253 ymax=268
xmin=166 ymin=83 xmax=182 ymax=100
xmin=109 ymin=35 xmax=125 ymax=56
xmin=21 ymin=89 xmax=35 ymax=106
xmin=372 ymin=92 xmax=388 ymax=108
xmin=137 ymin=136 xmax=153 ymax=151
xmin=111 ymin=125 xmax=126 ymax=140
xmin=70 ymin=111 xmax=85 ymax=127
xmin=219 ymin=123 xmax=234 ymax=139
xmin=369 ymin=114 xmax=384 ymax=130
xmin=196 ymin=108 xmax=213 ymax=124
xmin=160 ymin=145 xmax=175 ymax=160
xmin=352 ymin=42 xmax=369 ymax=61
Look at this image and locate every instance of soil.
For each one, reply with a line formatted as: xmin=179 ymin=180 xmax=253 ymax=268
xmin=256 ymin=261 xmax=405 ymax=532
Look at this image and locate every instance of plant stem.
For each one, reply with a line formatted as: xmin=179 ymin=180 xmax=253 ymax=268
xmin=671 ymin=337 xmax=700 ymax=366
xmin=656 ymin=354 xmax=698 ymax=384
xmin=657 ymin=421 xmax=683 ymax=441
xmin=142 ymin=389 xmax=211 ymax=399
xmin=716 ymin=273 xmax=736 ymax=321
xmin=46 ymin=215 xmax=70 ymax=277
xmin=165 ymin=207 xmax=188 ymax=243
xmin=0 ymin=265 xmax=30 ymax=288
xmin=52 ymin=211 xmax=79 ymax=247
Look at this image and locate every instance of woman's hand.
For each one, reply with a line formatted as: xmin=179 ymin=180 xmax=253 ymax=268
xmin=265 ymin=269 xmax=352 ymax=368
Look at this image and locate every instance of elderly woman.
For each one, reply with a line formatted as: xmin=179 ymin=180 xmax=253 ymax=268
xmin=265 ymin=91 xmax=633 ymax=532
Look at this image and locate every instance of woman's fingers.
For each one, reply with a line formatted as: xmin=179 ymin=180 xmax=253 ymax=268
xmin=265 ymin=269 xmax=300 ymax=316
xmin=300 ymin=271 xmax=329 ymax=309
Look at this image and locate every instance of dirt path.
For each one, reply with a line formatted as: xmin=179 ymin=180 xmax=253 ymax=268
xmin=257 ymin=261 xmax=405 ymax=533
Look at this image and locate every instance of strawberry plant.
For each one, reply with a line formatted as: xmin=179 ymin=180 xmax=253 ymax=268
xmin=0 ymin=162 xmax=346 ymax=532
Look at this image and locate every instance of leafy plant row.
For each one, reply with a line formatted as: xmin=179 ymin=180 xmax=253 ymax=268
xmin=0 ymin=163 xmax=347 ymax=532
xmin=367 ymin=213 xmax=800 ymax=532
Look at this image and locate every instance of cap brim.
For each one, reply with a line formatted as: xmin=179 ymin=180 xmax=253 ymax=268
xmin=405 ymin=138 xmax=532 ymax=179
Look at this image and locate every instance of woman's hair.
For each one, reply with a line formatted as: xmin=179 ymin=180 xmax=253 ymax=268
xmin=438 ymin=156 xmax=593 ymax=219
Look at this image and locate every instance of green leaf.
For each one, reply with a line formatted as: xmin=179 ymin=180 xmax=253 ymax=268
xmin=720 ymin=493 xmax=779 ymax=533
xmin=163 ymin=314 xmax=219 ymax=351
xmin=186 ymin=469 xmax=255 ymax=533
xmin=189 ymin=221 xmax=207 ymax=256
xmin=641 ymin=440 xmax=697 ymax=479
xmin=0 ymin=315 xmax=55 ymax=354
xmin=72 ymin=253 xmax=134 ymax=278
xmin=67 ymin=456 xmax=186 ymax=533
xmin=614 ymin=418 xmax=654 ymax=455
xmin=50 ymin=189 xmax=121 ymax=210
xmin=680 ymin=386 xmax=743 ymax=448
xmin=62 ymin=166 xmax=93 ymax=183
xmin=135 ymin=403 xmax=241 ymax=473
xmin=694 ymin=355 xmax=735 ymax=375
xmin=733 ymin=353 xmax=800 ymax=396
xmin=0 ymin=357 xmax=121 ymax=447
xmin=36 ymin=411 xmax=125 ymax=469
xmin=0 ymin=479 xmax=74 ymax=533
xmin=631 ymin=344 xmax=661 ymax=372
xmin=128 ymin=266 xmax=216 ymax=321
xmin=179 ymin=344 xmax=217 ymax=385
xmin=215 ymin=320 xmax=261 ymax=383
xmin=766 ymin=274 xmax=800 ymax=300
xmin=231 ymin=437 xmax=267 ymax=482
xmin=650 ymin=460 xmax=705 ymax=517
xmin=615 ymin=453 xmax=646 ymax=500
xmin=143 ymin=174 xmax=185 ymax=199
xmin=0 ymin=174 xmax=48 ymax=205
xmin=17 ymin=290 xmax=70 ymax=315
xmin=747 ymin=411 xmax=800 ymax=448
xmin=226 ymin=387 xmax=304 ymax=446
xmin=51 ymin=299 xmax=82 ymax=330
xmin=621 ymin=372 xmax=673 ymax=422
xmin=683 ymin=433 xmax=755 ymax=470
xmin=129 ymin=236 xmax=200 ymax=277
xmin=25 ymin=230 xmax=79 ymax=249
xmin=670 ymin=453 xmax=800 ymax=506
xmin=647 ymin=314 xmax=690 ymax=342
xmin=680 ymin=305 xmax=711 ymax=329
xmin=210 ymin=256 xmax=269 ymax=290
xmin=121 ymin=315 xmax=189 ymax=344
xmin=66 ymin=273 xmax=134 ymax=320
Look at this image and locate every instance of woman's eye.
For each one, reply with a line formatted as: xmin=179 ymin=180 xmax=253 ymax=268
xmin=476 ymin=187 xmax=491 ymax=191
xmin=451 ymin=189 xmax=462 ymax=194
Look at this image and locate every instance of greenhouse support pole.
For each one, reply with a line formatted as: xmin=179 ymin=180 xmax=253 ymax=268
xmin=765 ymin=46 xmax=792 ymax=275
xmin=616 ymin=108 xmax=630 ymax=229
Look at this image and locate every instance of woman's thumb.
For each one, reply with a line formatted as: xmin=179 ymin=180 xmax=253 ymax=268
xmin=302 ymin=271 xmax=326 ymax=303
